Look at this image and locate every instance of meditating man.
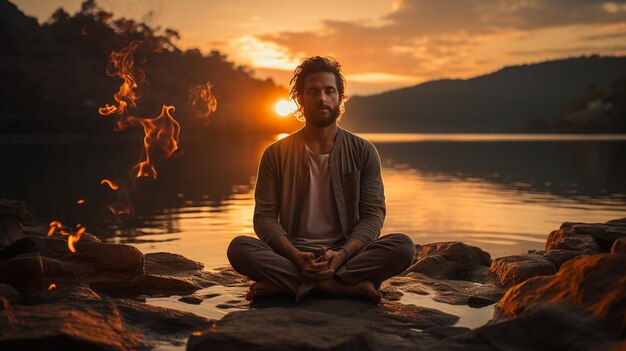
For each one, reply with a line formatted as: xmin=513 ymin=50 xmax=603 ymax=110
xmin=228 ymin=56 xmax=415 ymax=303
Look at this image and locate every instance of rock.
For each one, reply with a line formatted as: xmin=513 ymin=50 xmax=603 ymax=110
xmin=545 ymin=229 xmax=601 ymax=252
xmin=0 ymin=254 xmax=79 ymax=302
xmin=400 ymin=274 xmax=503 ymax=307
xmin=437 ymin=303 xmax=622 ymax=350
xmin=497 ymin=254 xmax=626 ymax=334
xmin=126 ymin=274 xmax=201 ymax=296
xmin=0 ymin=284 xmax=20 ymax=304
xmin=489 ymin=254 xmax=557 ymax=289
xmin=611 ymin=237 xmax=626 ymax=254
xmin=188 ymin=298 xmax=458 ymax=351
xmin=408 ymin=242 xmax=491 ymax=281
xmin=206 ymin=266 xmax=251 ymax=287
xmin=542 ymin=249 xmax=590 ymax=268
xmin=0 ymin=199 xmax=33 ymax=223
xmin=0 ymin=298 xmax=212 ymax=351
xmin=559 ymin=221 xmax=626 ymax=251
xmin=0 ymin=219 xmax=21 ymax=247
xmin=145 ymin=252 xmax=204 ymax=274
xmin=0 ymin=237 xmax=144 ymax=288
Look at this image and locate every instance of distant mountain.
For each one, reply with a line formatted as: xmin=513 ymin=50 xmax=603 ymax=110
xmin=341 ymin=56 xmax=626 ymax=133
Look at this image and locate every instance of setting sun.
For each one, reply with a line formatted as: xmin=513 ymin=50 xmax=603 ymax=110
xmin=275 ymin=99 xmax=297 ymax=117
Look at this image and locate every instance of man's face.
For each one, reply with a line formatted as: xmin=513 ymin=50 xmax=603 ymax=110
xmin=299 ymin=72 xmax=340 ymax=128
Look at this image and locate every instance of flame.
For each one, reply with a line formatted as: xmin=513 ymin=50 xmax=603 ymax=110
xmin=101 ymin=179 xmax=120 ymax=190
xmin=188 ymin=82 xmax=217 ymax=125
xmin=76 ymin=199 xmax=85 ymax=205
xmin=98 ymin=40 xmax=144 ymax=116
xmin=68 ymin=225 xmax=86 ymax=253
xmin=48 ymin=221 xmax=62 ymax=236
xmin=48 ymin=283 xmax=57 ymax=291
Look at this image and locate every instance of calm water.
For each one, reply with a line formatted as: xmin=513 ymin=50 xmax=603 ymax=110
xmin=1 ymin=133 xmax=625 ymax=267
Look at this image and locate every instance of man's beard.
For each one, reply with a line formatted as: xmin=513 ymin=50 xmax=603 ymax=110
xmin=305 ymin=104 xmax=340 ymax=128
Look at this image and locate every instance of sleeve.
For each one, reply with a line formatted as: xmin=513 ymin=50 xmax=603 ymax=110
xmin=347 ymin=142 xmax=386 ymax=244
xmin=253 ymin=146 xmax=288 ymax=244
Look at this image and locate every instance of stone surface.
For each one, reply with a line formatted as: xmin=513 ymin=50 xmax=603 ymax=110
xmin=437 ymin=303 xmax=622 ymax=351
xmin=409 ymin=242 xmax=491 ymax=281
xmin=556 ymin=220 xmax=626 ymax=251
xmin=145 ymin=252 xmax=204 ymax=274
xmin=489 ymin=254 xmax=557 ymax=289
xmin=0 ymin=219 xmax=21 ymax=247
xmin=400 ymin=274 xmax=503 ymax=307
xmin=0 ymin=198 xmax=33 ymax=223
xmin=0 ymin=284 xmax=20 ymax=303
xmin=545 ymin=229 xmax=601 ymax=252
xmin=611 ymin=237 xmax=626 ymax=254
xmin=188 ymin=298 xmax=458 ymax=351
xmin=541 ymin=249 xmax=590 ymax=268
xmin=0 ymin=298 xmax=212 ymax=351
xmin=497 ymin=254 xmax=626 ymax=334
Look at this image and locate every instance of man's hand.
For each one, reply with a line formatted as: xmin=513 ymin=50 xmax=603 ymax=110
xmin=322 ymin=247 xmax=348 ymax=272
xmin=294 ymin=251 xmax=334 ymax=281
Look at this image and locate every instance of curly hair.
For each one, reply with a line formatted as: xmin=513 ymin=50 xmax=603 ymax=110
xmin=289 ymin=56 xmax=348 ymax=122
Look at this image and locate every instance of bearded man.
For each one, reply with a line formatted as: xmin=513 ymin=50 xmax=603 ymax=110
xmin=228 ymin=56 xmax=415 ymax=302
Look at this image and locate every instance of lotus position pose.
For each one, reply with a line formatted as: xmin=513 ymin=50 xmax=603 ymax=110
xmin=228 ymin=56 xmax=415 ymax=303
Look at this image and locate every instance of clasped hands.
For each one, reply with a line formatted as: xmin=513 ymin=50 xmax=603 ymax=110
xmin=295 ymin=247 xmax=347 ymax=281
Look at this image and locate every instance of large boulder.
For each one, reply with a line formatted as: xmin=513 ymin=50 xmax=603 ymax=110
xmin=489 ymin=254 xmax=557 ymax=289
xmin=552 ymin=220 xmax=626 ymax=251
xmin=497 ymin=254 xmax=626 ymax=334
xmin=408 ymin=242 xmax=491 ymax=281
xmin=187 ymin=298 xmax=458 ymax=351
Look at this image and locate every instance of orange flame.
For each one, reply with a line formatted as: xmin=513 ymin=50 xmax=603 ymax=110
xmin=48 ymin=221 xmax=62 ymax=236
xmin=101 ymin=179 xmax=120 ymax=190
xmin=48 ymin=283 xmax=57 ymax=291
xmin=188 ymin=82 xmax=217 ymax=125
xmin=68 ymin=225 xmax=86 ymax=253
xmin=98 ymin=40 xmax=144 ymax=116
xmin=76 ymin=199 xmax=85 ymax=205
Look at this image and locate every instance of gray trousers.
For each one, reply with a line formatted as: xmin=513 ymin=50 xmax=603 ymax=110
xmin=227 ymin=233 xmax=415 ymax=295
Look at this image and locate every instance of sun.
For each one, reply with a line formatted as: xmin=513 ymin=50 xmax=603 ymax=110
xmin=275 ymin=99 xmax=298 ymax=117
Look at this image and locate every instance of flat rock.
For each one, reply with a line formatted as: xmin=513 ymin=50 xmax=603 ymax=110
xmin=559 ymin=220 xmax=626 ymax=251
xmin=541 ymin=249 xmax=590 ymax=268
xmin=188 ymin=298 xmax=458 ymax=351
xmin=497 ymin=254 xmax=626 ymax=334
xmin=409 ymin=242 xmax=491 ymax=281
xmin=545 ymin=229 xmax=601 ymax=252
xmin=145 ymin=252 xmax=204 ymax=274
xmin=399 ymin=274 xmax=503 ymax=307
xmin=488 ymin=254 xmax=557 ymax=289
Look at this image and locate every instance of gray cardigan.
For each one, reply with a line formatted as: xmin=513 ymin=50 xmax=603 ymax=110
xmin=253 ymin=126 xmax=386 ymax=246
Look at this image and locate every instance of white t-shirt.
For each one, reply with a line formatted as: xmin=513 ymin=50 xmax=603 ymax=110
xmin=292 ymin=144 xmax=344 ymax=251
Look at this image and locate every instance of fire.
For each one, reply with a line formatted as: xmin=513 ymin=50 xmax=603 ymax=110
xmin=188 ymin=82 xmax=217 ymax=125
xmin=48 ymin=283 xmax=57 ymax=291
xmin=76 ymin=199 xmax=85 ymax=205
xmin=98 ymin=40 xmax=144 ymax=117
xmin=47 ymin=221 xmax=86 ymax=253
xmin=48 ymin=221 xmax=62 ymax=236
xmin=101 ymin=179 xmax=120 ymax=190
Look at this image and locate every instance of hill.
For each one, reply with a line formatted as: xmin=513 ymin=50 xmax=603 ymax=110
xmin=341 ymin=56 xmax=626 ymax=133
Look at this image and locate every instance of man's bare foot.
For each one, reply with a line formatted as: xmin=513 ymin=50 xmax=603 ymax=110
xmin=246 ymin=281 xmax=286 ymax=300
xmin=314 ymin=279 xmax=382 ymax=304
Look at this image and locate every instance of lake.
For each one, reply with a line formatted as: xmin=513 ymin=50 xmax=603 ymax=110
xmin=1 ymin=132 xmax=625 ymax=268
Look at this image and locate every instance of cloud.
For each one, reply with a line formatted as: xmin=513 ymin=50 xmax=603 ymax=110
xmin=507 ymin=44 xmax=626 ymax=56
xmin=247 ymin=0 xmax=626 ymax=90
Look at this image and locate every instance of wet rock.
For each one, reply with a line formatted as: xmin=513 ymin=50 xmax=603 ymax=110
xmin=401 ymin=274 xmax=503 ymax=307
xmin=545 ymin=229 xmax=601 ymax=252
xmin=542 ymin=249 xmax=591 ymax=268
xmin=0 ymin=284 xmax=20 ymax=304
xmin=126 ymin=274 xmax=201 ymax=296
xmin=557 ymin=220 xmax=626 ymax=251
xmin=423 ymin=326 xmax=471 ymax=339
xmin=489 ymin=253 xmax=557 ymax=289
xmin=611 ymin=237 xmax=626 ymax=254
xmin=0 ymin=298 xmax=212 ymax=351
xmin=409 ymin=242 xmax=491 ymax=282
xmin=497 ymin=254 xmax=626 ymax=334
xmin=188 ymin=298 xmax=457 ymax=351
xmin=145 ymin=252 xmax=204 ymax=274
xmin=0 ymin=219 xmax=21 ymax=247
xmin=438 ymin=303 xmax=622 ymax=351
xmin=207 ymin=266 xmax=251 ymax=287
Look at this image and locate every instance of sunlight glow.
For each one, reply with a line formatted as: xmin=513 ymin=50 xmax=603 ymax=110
xmin=275 ymin=99 xmax=298 ymax=117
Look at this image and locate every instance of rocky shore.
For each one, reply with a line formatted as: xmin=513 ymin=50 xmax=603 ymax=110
xmin=0 ymin=198 xmax=624 ymax=350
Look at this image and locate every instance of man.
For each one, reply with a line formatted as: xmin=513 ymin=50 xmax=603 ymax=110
xmin=228 ymin=56 xmax=415 ymax=303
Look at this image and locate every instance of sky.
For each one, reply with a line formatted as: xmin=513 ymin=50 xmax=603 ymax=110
xmin=12 ymin=0 xmax=626 ymax=95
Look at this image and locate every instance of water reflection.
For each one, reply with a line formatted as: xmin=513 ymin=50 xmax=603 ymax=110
xmin=0 ymin=134 xmax=624 ymax=265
